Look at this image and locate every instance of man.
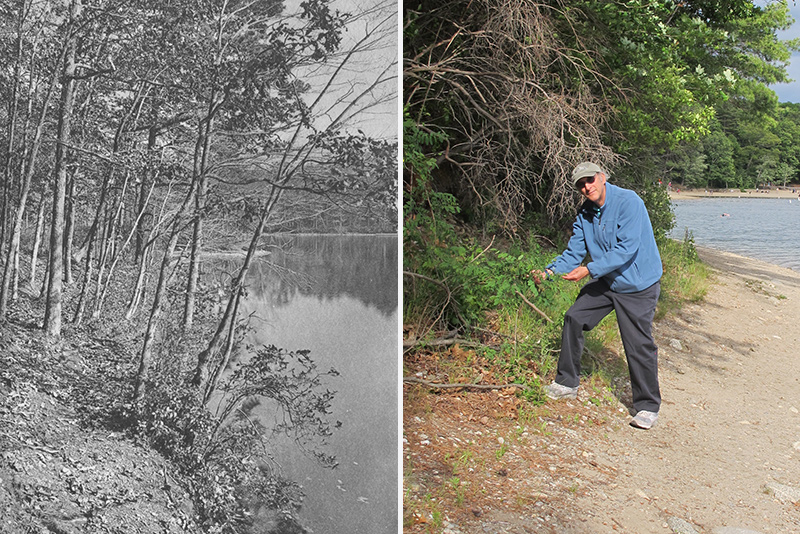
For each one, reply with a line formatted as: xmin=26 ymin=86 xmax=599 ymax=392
xmin=540 ymin=162 xmax=663 ymax=430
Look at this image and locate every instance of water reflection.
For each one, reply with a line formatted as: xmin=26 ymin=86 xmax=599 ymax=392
xmin=213 ymin=234 xmax=398 ymax=534
xmin=238 ymin=235 xmax=398 ymax=315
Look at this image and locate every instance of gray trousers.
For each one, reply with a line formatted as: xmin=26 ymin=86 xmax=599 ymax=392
xmin=555 ymin=278 xmax=661 ymax=413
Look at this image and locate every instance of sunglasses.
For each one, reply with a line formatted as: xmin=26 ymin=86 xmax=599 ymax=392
xmin=575 ymin=174 xmax=597 ymax=190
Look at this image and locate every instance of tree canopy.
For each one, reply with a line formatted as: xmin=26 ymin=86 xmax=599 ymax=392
xmin=403 ymin=0 xmax=800 ymax=234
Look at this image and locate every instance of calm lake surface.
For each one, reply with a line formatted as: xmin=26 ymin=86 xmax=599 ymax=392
xmin=211 ymin=234 xmax=398 ymax=533
xmin=670 ymin=197 xmax=800 ymax=271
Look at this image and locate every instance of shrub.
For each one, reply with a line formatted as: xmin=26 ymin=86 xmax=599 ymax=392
xmin=135 ymin=332 xmax=339 ymax=530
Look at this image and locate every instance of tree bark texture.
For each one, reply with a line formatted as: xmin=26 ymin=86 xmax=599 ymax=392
xmin=44 ymin=0 xmax=81 ymax=338
xmin=184 ymin=104 xmax=216 ymax=330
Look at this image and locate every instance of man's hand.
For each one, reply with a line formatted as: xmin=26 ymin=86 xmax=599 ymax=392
xmin=563 ymin=266 xmax=590 ymax=281
xmin=528 ymin=269 xmax=553 ymax=285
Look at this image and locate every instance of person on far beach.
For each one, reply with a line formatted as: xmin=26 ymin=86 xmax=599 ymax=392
xmin=535 ymin=162 xmax=663 ymax=430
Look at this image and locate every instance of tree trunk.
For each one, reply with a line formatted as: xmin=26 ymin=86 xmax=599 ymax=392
xmin=91 ymin=202 xmax=113 ymax=318
xmin=193 ymin=187 xmax=280 ymax=393
xmin=92 ymin=173 xmax=131 ymax=319
xmin=203 ymin=287 xmax=242 ymax=403
xmin=134 ymin=164 xmax=200 ymax=405
xmin=184 ymin=110 xmax=215 ymax=329
xmin=73 ymin=87 xmax=141 ymax=267
xmin=72 ymin=171 xmax=113 ymax=323
xmin=29 ymin=195 xmax=46 ymax=292
xmin=183 ymin=198 xmax=203 ymax=329
xmin=0 ymin=3 xmax=60 ymax=317
xmin=96 ymin=174 xmax=150 ymax=319
xmin=63 ymin=169 xmax=76 ymax=285
xmin=125 ymin=243 xmax=150 ymax=321
xmin=44 ymin=0 xmax=81 ymax=338
xmin=0 ymin=11 xmax=23 ymax=294
xmin=134 ymin=219 xmax=190 ymax=405
xmin=135 ymin=127 xmax=157 ymax=264
xmin=127 ymin=172 xmax=173 ymax=321
xmin=72 ymin=227 xmax=94 ymax=325
xmin=0 ymin=178 xmax=26 ymax=318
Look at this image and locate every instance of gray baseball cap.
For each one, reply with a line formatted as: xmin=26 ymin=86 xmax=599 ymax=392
xmin=572 ymin=162 xmax=603 ymax=186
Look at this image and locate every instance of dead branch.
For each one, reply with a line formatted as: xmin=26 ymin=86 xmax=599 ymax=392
xmin=403 ymin=270 xmax=456 ymax=336
xmin=468 ymin=234 xmax=495 ymax=264
xmin=402 ymin=337 xmax=498 ymax=349
xmin=466 ymin=324 xmax=515 ymax=340
xmin=403 ymin=376 xmax=529 ymax=390
xmin=515 ymin=290 xmax=552 ymax=323
xmin=404 ymin=0 xmax=620 ymax=232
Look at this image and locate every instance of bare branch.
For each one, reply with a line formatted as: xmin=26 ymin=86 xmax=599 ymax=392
xmin=404 ymin=0 xmax=621 ymax=231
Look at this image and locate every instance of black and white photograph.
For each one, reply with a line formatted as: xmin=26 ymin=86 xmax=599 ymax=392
xmin=0 ymin=0 xmax=398 ymax=532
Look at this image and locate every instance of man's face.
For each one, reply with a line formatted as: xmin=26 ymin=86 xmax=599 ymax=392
xmin=576 ymin=172 xmax=607 ymax=206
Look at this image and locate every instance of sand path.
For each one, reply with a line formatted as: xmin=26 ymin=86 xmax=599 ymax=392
xmin=574 ymin=247 xmax=800 ymax=533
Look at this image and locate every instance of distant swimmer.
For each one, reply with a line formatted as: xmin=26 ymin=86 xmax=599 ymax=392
xmin=721 ymin=213 xmax=730 ymax=217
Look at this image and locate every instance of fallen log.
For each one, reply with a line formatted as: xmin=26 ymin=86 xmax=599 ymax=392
xmin=402 ymin=338 xmax=497 ymax=349
xmin=402 ymin=376 xmax=529 ymax=390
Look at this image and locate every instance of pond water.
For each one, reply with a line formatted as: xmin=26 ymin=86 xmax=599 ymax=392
xmin=670 ymin=197 xmax=800 ymax=271
xmin=209 ymin=234 xmax=398 ymax=533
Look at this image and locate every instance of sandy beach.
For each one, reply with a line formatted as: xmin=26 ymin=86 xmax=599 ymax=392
xmin=670 ymin=187 xmax=800 ymax=200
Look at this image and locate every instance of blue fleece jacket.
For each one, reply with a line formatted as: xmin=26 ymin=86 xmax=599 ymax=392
xmin=546 ymin=183 xmax=662 ymax=293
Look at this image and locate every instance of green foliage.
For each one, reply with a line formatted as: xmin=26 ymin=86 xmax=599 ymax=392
xmin=403 ymin=108 xmax=447 ymax=184
xmin=564 ymin=0 xmax=799 ymax=189
xmin=459 ymin=247 xmax=542 ymax=320
xmin=656 ymin=230 xmax=711 ymax=319
xmin=639 ymin=181 xmax=675 ymax=241
xmin=701 ymin=122 xmax=737 ymax=188
xmin=405 ymin=221 xmax=565 ymax=328
xmin=680 ymin=228 xmax=699 ymax=264
xmin=404 ymin=212 xmax=714 ymax=407
xmin=404 ymin=0 xmax=800 ymax=228
xmin=571 ymin=0 xmax=724 ymax=150
xmin=403 ymin=108 xmax=456 ymax=253
xmin=403 ymin=0 xmax=795 ymax=410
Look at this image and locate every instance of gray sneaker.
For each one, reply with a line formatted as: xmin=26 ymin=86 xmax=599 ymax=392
xmin=630 ymin=410 xmax=658 ymax=429
xmin=543 ymin=381 xmax=578 ymax=400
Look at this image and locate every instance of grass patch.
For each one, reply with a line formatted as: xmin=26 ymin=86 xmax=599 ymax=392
xmin=403 ymin=489 xmax=444 ymax=532
xmin=657 ymin=231 xmax=712 ymax=320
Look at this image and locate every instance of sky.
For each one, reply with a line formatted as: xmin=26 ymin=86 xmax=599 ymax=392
xmin=765 ymin=1 xmax=800 ymax=103
xmin=331 ymin=0 xmax=398 ymax=140
xmin=285 ymin=0 xmax=398 ymax=140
